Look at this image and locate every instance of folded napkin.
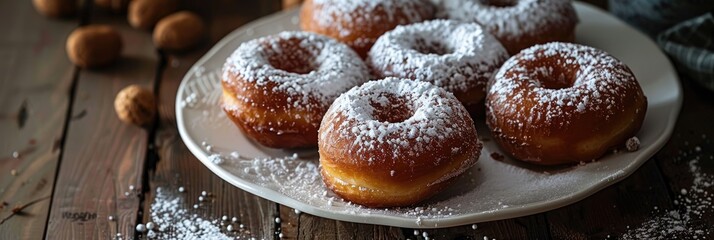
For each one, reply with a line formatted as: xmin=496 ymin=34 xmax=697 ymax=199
xmin=657 ymin=13 xmax=714 ymax=91
xmin=609 ymin=0 xmax=714 ymax=91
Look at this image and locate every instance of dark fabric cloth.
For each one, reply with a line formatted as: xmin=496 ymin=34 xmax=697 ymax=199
xmin=609 ymin=0 xmax=714 ymax=91
xmin=609 ymin=0 xmax=714 ymax=37
xmin=657 ymin=13 xmax=714 ymax=91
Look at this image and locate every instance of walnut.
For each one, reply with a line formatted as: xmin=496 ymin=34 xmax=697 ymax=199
xmin=66 ymin=25 xmax=123 ymax=68
xmin=94 ymin=0 xmax=130 ymax=13
xmin=128 ymin=0 xmax=178 ymax=30
xmin=153 ymin=11 xmax=205 ymax=51
xmin=114 ymin=85 xmax=156 ymax=127
xmin=33 ymin=0 xmax=77 ymax=18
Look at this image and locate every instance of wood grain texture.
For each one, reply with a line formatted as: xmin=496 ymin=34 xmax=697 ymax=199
xmin=297 ymin=209 xmax=551 ymax=239
xmin=0 ymin=1 xmax=78 ymax=239
xmin=44 ymin=10 xmax=158 ymax=239
xmin=140 ymin=1 xmax=282 ymax=239
xmin=298 ymin=214 xmax=404 ymax=240
xmin=143 ymin=121 xmax=279 ymax=239
xmin=546 ymin=158 xmax=674 ymax=239
xmin=279 ymin=205 xmax=300 ymax=239
xmin=653 ymin=78 xmax=714 ymax=236
xmin=413 ymin=215 xmax=551 ymax=240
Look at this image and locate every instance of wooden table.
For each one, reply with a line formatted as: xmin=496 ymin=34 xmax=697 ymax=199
xmin=1 ymin=1 xmax=712 ymax=239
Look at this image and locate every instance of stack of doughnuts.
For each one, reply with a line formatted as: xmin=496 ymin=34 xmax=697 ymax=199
xmin=220 ymin=0 xmax=648 ymax=207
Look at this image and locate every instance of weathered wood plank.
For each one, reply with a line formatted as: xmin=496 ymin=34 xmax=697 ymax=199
xmin=0 ymin=1 xmax=78 ymax=239
xmin=279 ymin=205 xmax=300 ymax=239
xmin=298 ymin=215 xmax=404 ymax=240
xmin=144 ymin=127 xmax=279 ymax=239
xmin=653 ymin=79 xmax=714 ymax=237
xmin=140 ymin=1 xmax=282 ymax=239
xmin=417 ymin=215 xmax=550 ymax=240
xmin=298 ymin=212 xmax=548 ymax=239
xmin=44 ymin=9 xmax=158 ymax=239
xmin=546 ymin=160 xmax=673 ymax=238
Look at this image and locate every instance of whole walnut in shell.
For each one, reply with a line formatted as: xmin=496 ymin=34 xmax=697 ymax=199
xmin=94 ymin=0 xmax=130 ymax=13
xmin=153 ymin=11 xmax=206 ymax=51
xmin=115 ymin=85 xmax=156 ymax=127
xmin=66 ymin=25 xmax=123 ymax=68
xmin=128 ymin=0 xmax=178 ymax=30
xmin=33 ymin=0 xmax=77 ymax=18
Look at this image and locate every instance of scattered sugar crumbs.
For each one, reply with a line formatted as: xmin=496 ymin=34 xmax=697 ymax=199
xmin=137 ymin=187 xmax=285 ymax=240
xmin=621 ymin=135 xmax=713 ymax=239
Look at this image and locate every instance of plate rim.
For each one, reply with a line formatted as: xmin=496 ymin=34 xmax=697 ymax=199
xmin=175 ymin=1 xmax=683 ymax=228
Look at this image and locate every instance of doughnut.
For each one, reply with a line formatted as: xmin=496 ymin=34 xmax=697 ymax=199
xmin=221 ymin=31 xmax=369 ymax=149
xmin=318 ymin=78 xmax=482 ymax=207
xmin=441 ymin=0 xmax=578 ymax=55
xmin=486 ymin=42 xmax=648 ymax=165
xmin=300 ymin=0 xmax=436 ymax=58
xmin=367 ymin=20 xmax=509 ymax=114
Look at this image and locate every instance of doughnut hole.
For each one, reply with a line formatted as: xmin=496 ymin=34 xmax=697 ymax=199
xmin=527 ymin=55 xmax=579 ymax=90
xmin=482 ymin=0 xmax=517 ymax=7
xmin=412 ymin=37 xmax=452 ymax=55
xmin=370 ymin=93 xmax=414 ymax=123
xmin=265 ymin=38 xmax=317 ymax=74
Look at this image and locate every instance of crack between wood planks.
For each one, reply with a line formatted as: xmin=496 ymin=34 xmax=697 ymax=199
xmin=17 ymin=99 xmax=28 ymax=129
xmin=133 ymin=47 xmax=167 ymax=240
xmin=42 ymin=65 xmax=80 ymax=239
xmin=651 ymin=155 xmax=683 ymax=209
xmin=41 ymin=0 xmax=93 ymax=238
xmin=538 ymin=213 xmax=554 ymax=240
xmin=274 ymin=203 xmax=281 ymax=240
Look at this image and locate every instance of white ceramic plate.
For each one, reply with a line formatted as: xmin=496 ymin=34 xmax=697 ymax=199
xmin=176 ymin=2 xmax=682 ymax=229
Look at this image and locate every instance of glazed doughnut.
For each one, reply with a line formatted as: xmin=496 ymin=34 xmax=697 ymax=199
xmin=300 ymin=0 xmax=435 ymax=58
xmin=367 ymin=20 xmax=509 ymax=114
xmin=441 ymin=0 xmax=578 ymax=55
xmin=222 ymin=31 xmax=369 ymax=149
xmin=319 ymin=78 xmax=482 ymax=207
xmin=486 ymin=42 xmax=647 ymax=165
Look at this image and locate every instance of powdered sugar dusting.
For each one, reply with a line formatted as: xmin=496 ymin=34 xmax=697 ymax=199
xmin=441 ymin=0 xmax=576 ymax=42
xmin=311 ymin=0 xmax=430 ymax=28
xmin=626 ymin=137 xmax=640 ymax=152
xmin=487 ymin=42 xmax=643 ymax=131
xmin=320 ymin=78 xmax=474 ymax=161
xmin=368 ymin=20 xmax=508 ymax=100
xmin=305 ymin=0 xmax=435 ymax=49
xmin=147 ymin=188 xmax=243 ymax=239
xmin=621 ymin=143 xmax=713 ymax=239
xmin=223 ymin=31 xmax=369 ymax=108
